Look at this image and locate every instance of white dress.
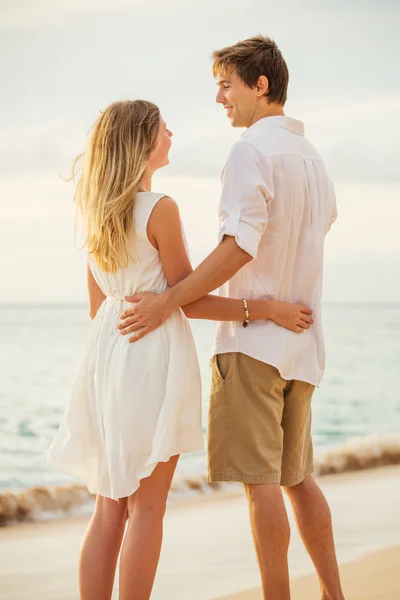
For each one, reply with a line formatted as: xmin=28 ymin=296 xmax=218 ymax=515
xmin=44 ymin=192 xmax=203 ymax=500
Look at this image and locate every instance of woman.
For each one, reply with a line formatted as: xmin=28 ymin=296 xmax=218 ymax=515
xmin=44 ymin=99 xmax=312 ymax=600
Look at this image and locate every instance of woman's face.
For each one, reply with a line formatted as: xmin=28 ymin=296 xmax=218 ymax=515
xmin=148 ymin=117 xmax=173 ymax=171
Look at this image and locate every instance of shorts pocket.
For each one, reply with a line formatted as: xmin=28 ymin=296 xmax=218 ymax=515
xmin=212 ymin=354 xmax=233 ymax=383
xmin=209 ymin=354 xmax=232 ymax=408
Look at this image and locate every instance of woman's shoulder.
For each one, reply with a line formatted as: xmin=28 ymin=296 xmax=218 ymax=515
xmin=135 ymin=192 xmax=177 ymax=216
xmin=134 ymin=193 xmax=178 ymax=235
xmin=135 ymin=191 xmax=172 ymax=201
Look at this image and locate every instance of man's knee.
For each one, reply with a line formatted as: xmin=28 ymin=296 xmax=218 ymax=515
xmin=245 ymin=483 xmax=291 ymax=540
xmin=244 ymin=482 xmax=281 ymax=501
xmin=244 ymin=482 xmax=287 ymax=514
xmin=283 ymin=474 xmax=314 ymax=495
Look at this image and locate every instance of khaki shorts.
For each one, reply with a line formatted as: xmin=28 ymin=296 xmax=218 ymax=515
xmin=207 ymin=352 xmax=315 ymax=487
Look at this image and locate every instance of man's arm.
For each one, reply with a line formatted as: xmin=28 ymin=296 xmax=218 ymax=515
xmin=327 ymin=180 xmax=338 ymax=233
xmin=120 ymin=235 xmax=251 ymax=343
xmin=164 ymin=234 xmax=251 ymax=310
xmin=120 ymin=140 xmax=272 ymax=341
xmin=165 ymin=142 xmax=272 ymax=306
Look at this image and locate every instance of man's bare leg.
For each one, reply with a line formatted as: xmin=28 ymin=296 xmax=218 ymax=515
xmin=244 ymin=483 xmax=291 ymax=600
xmin=284 ymin=476 xmax=345 ymax=600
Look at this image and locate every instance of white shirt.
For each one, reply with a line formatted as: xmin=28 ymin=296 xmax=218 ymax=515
xmin=213 ymin=116 xmax=337 ymax=386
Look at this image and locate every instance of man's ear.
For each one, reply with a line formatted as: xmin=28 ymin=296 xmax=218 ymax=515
xmin=256 ymin=75 xmax=269 ymax=97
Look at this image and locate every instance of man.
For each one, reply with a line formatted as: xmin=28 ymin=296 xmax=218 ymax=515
xmin=119 ymin=35 xmax=344 ymax=600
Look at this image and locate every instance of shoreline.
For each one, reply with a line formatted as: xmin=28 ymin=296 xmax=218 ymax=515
xmin=1 ymin=465 xmax=399 ymax=599
xmin=218 ymin=545 xmax=400 ymax=600
xmin=3 ymin=431 xmax=400 ymax=527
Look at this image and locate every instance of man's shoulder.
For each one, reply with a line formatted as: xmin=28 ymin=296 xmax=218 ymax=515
xmin=242 ymin=123 xmax=323 ymax=163
xmin=225 ymin=137 xmax=272 ymax=171
xmin=227 ymin=138 xmax=258 ymax=157
xmin=239 ymin=127 xmax=286 ymax=161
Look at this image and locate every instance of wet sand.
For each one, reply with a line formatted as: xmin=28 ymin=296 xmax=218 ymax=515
xmin=221 ymin=545 xmax=400 ymax=599
xmin=1 ymin=465 xmax=399 ymax=599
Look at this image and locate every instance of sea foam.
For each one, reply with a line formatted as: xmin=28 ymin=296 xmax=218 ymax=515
xmin=1 ymin=433 xmax=400 ymax=527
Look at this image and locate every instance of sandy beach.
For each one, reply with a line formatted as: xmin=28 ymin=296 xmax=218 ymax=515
xmin=1 ymin=465 xmax=400 ymax=600
xmin=220 ymin=545 xmax=400 ymax=599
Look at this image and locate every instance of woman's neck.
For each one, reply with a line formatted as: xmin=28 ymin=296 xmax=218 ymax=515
xmin=139 ymin=170 xmax=153 ymax=192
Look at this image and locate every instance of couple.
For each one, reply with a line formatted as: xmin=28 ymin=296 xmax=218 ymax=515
xmin=45 ymin=35 xmax=344 ymax=600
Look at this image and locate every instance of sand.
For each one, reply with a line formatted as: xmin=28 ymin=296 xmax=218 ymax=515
xmin=220 ymin=545 xmax=400 ymax=599
xmin=1 ymin=465 xmax=400 ymax=600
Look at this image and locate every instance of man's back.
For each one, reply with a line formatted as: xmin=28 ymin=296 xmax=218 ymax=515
xmin=213 ymin=116 xmax=337 ymax=385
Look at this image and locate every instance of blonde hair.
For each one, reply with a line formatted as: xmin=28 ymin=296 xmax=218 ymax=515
xmin=72 ymin=99 xmax=161 ymax=272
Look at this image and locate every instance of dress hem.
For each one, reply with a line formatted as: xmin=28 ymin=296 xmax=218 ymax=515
xmin=43 ymin=440 xmax=204 ymax=501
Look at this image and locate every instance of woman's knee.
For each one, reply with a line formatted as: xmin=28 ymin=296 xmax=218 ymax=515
xmin=94 ymin=496 xmax=128 ymax=526
xmin=131 ymin=494 xmax=168 ymax=522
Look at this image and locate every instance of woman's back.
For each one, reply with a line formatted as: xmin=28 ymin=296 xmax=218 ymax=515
xmin=44 ymin=191 xmax=203 ymax=500
xmin=88 ymin=192 xmax=169 ymax=301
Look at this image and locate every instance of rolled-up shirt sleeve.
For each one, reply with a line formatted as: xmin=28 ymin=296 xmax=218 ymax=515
xmin=327 ymin=180 xmax=338 ymax=233
xmin=218 ymin=140 xmax=274 ymax=259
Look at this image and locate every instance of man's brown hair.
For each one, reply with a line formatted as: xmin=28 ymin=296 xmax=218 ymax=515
xmin=212 ymin=35 xmax=289 ymax=106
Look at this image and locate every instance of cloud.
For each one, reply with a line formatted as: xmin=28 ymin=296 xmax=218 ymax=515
xmin=322 ymin=137 xmax=400 ymax=183
xmin=0 ymin=120 xmax=85 ymax=175
xmin=1 ymin=1 xmax=399 ymax=184
xmin=0 ymin=0 xmax=160 ymax=30
xmin=0 ymin=0 xmax=258 ymax=31
xmin=292 ymin=93 xmax=400 ymax=183
xmin=4 ymin=0 xmax=398 ymax=34
xmin=0 ymin=94 xmax=399 ymax=183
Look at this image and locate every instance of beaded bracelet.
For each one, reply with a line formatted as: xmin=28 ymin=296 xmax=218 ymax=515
xmin=242 ymin=298 xmax=250 ymax=328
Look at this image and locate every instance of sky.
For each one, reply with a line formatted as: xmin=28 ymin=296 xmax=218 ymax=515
xmin=0 ymin=0 xmax=399 ymax=303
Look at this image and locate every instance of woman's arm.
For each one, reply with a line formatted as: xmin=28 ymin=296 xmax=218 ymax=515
xmin=183 ymin=295 xmax=312 ymax=331
xmin=146 ymin=198 xmax=312 ymax=331
xmin=87 ymin=263 xmax=106 ymax=319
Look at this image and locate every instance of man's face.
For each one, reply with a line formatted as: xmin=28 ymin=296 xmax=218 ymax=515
xmin=216 ymin=69 xmax=259 ymax=128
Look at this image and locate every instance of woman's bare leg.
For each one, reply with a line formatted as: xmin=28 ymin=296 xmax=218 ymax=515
xmin=119 ymin=455 xmax=179 ymax=600
xmin=79 ymin=495 xmax=128 ymax=600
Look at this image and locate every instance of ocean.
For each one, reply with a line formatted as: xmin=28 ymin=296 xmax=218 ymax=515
xmin=1 ymin=303 xmax=400 ymax=522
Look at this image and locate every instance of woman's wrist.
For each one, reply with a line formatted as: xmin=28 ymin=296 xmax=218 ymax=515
xmin=245 ymin=299 xmax=276 ymax=322
xmin=163 ymin=286 xmax=180 ymax=314
xmin=263 ymin=299 xmax=277 ymax=321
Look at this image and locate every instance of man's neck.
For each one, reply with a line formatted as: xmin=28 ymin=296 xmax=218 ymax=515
xmin=249 ymin=103 xmax=285 ymax=128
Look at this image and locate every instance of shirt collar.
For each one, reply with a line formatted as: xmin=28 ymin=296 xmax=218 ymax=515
xmin=241 ymin=115 xmax=305 ymax=138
